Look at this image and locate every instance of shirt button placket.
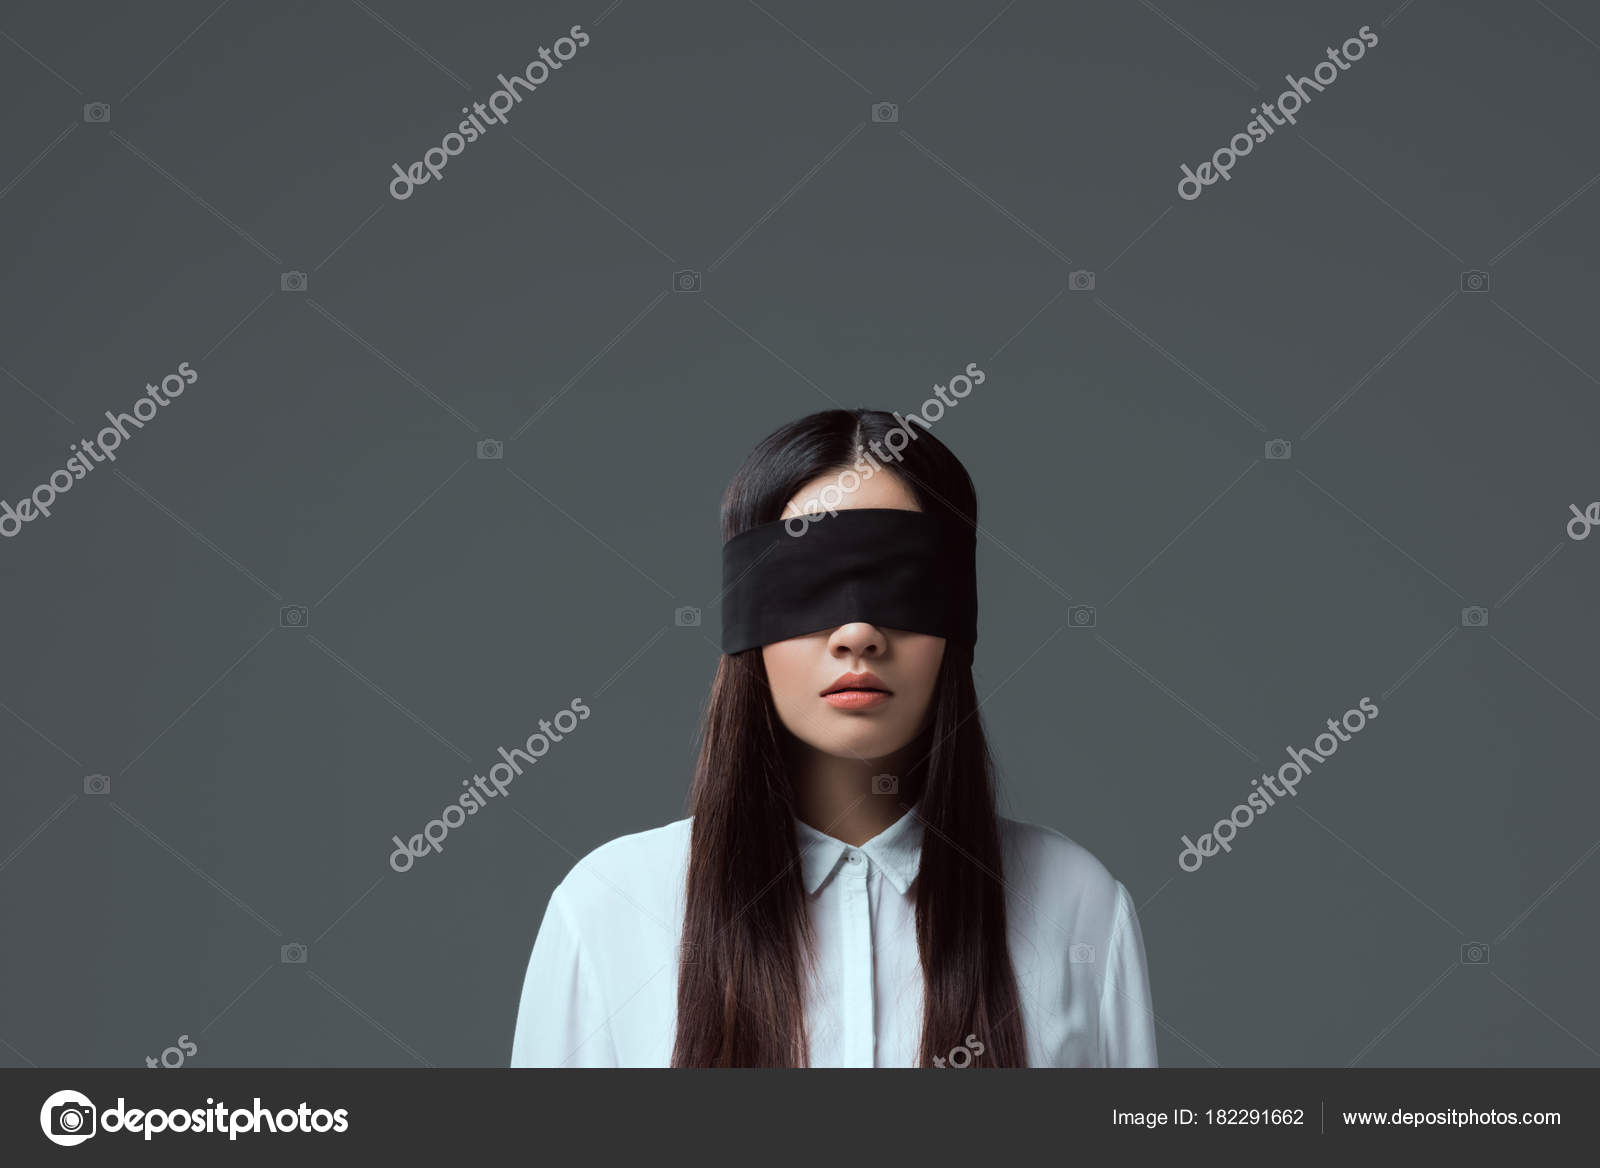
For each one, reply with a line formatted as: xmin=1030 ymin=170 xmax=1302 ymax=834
xmin=837 ymin=850 xmax=874 ymax=1067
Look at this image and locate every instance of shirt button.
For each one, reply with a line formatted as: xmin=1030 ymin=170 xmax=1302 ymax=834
xmin=846 ymin=852 xmax=862 ymax=864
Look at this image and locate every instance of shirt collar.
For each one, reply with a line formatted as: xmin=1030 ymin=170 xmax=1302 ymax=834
xmin=794 ymin=803 xmax=924 ymax=896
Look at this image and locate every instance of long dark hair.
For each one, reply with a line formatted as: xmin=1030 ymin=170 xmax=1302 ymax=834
xmin=671 ymin=409 xmax=1028 ymax=1067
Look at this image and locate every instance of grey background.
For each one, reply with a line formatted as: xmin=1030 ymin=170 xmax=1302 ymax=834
xmin=1 ymin=0 xmax=1596 ymax=1068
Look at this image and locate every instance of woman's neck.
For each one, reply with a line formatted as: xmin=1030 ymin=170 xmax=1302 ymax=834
xmin=791 ymin=741 xmax=919 ymax=847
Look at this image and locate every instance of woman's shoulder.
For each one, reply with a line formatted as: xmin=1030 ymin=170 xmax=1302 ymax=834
xmin=549 ymin=816 xmax=694 ymax=919
xmin=996 ymin=814 xmax=1130 ymax=925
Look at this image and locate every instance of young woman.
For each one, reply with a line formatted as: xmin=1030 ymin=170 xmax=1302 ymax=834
xmin=510 ymin=409 xmax=1157 ymax=1067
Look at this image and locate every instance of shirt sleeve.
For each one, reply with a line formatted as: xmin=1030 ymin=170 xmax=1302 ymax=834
xmin=1098 ymin=880 xmax=1158 ymax=1067
xmin=510 ymin=883 xmax=619 ymax=1067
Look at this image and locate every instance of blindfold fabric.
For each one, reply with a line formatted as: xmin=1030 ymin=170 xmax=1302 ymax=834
xmin=719 ymin=507 xmax=978 ymax=657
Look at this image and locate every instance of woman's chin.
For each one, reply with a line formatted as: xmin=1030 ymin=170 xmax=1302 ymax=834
xmin=814 ymin=731 xmax=914 ymax=763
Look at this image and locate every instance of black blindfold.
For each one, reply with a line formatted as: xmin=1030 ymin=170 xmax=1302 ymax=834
xmin=719 ymin=507 xmax=977 ymax=660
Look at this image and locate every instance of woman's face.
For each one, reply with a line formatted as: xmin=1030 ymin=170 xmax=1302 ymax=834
xmin=760 ymin=468 xmax=946 ymax=763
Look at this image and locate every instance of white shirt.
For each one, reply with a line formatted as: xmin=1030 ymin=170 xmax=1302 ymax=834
xmin=511 ymin=807 xmax=1158 ymax=1067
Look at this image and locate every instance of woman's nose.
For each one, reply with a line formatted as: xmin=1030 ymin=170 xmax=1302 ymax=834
xmin=828 ymin=622 xmax=884 ymax=658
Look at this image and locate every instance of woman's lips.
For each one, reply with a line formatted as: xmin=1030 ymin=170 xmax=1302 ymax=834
xmin=822 ymin=689 xmax=891 ymax=710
